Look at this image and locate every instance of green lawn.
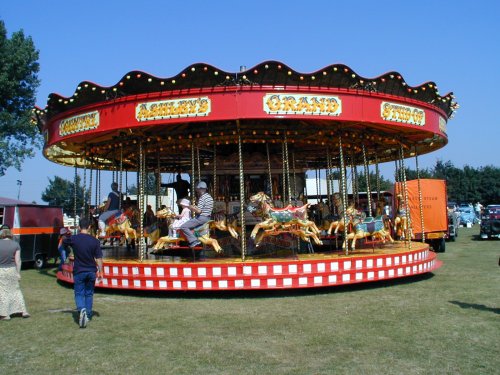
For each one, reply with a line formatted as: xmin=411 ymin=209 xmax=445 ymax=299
xmin=1 ymin=225 xmax=499 ymax=375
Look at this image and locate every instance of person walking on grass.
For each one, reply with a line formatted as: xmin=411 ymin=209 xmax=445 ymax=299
xmin=64 ymin=218 xmax=103 ymax=328
xmin=0 ymin=227 xmax=30 ymax=321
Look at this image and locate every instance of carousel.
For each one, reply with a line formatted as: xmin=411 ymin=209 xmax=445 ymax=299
xmin=33 ymin=61 xmax=458 ymax=291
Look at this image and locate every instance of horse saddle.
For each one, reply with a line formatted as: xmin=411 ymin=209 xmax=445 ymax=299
xmin=193 ymin=221 xmax=212 ymax=237
xmin=107 ymin=212 xmax=127 ymax=226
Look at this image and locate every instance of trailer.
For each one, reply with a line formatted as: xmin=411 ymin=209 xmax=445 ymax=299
xmin=0 ymin=197 xmax=64 ymax=269
xmin=395 ymin=179 xmax=452 ymax=252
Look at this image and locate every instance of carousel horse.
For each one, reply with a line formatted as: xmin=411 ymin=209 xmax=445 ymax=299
xmin=211 ymin=213 xmax=240 ymax=239
xmin=343 ymin=206 xmax=394 ymax=251
xmin=104 ymin=210 xmax=137 ymax=243
xmin=393 ymin=194 xmax=412 ymax=240
xmin=152 ymin=220 xmax=223 ymax=253
xmin=327 ymin=193 xmax=348 ymax=236
xmin=154 ymin=208 xmax=223 ymax=253
xmin=144 ymin=221 xmax=162 ymax=245
xmin=248 ymin=192 xmax=322 ymax=246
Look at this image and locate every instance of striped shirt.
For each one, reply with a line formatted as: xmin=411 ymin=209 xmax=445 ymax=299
xmin=197 ymin=192 xmax=214 ymax=217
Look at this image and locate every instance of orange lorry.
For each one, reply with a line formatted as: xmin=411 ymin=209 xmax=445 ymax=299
xmin=394 ymin=179 xmax=454 ymax=252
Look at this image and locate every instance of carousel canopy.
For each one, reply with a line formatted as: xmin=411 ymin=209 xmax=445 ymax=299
xmin=32 ymin=61 xmax=458 ymax=171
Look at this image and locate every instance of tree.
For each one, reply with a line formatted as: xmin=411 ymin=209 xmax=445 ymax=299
xmin=402 ymin=159 xmax=500 ymax=206
xmin=127 ymin=173 xmax=159 ymax=195
xmin=356 ymin=170 xmax=393 ymax=192
xmin=41 ymin=175 xmax=87 ymax=215
xmin=0 ymin=20 xmax=41 ymax=176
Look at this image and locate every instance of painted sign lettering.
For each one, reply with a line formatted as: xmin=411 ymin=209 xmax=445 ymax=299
xmin=59 ymin=111 xmax=99 ymax=136
xmin=136 ymin=97 xmax=211 ymax=121
xmin=381 ymin=102 xmax=425 ymax=126
xmin=264 ymin=94 xmax=342 ymax=116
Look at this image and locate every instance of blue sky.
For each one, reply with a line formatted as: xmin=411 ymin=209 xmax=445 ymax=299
xmin=1 ymin=0 xmax=498 ymax=203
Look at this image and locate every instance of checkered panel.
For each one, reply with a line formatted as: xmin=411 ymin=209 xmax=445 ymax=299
xmin=59 ymin=247 xmax=440 ymax=291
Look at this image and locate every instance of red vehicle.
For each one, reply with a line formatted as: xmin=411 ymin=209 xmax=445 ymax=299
xmin=0 ymin=197 xmax=64 ymax=269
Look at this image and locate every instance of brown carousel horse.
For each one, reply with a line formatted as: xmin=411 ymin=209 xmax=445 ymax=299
xmin=153 ymin=208 xmax=223 ymax=253
xmin=393 ymin=194 xmax=413 ymax=240
xmin=327 ymin=193 xmax=348 ymax=236
xmin=248 ymin=192 xmax=322 ymax=246
xmin=211 ymin=212 xmax=240 ymax=240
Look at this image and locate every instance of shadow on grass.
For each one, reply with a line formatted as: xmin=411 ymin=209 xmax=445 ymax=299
xmin=60 ymin=272 xmax=435 ymax=300
xmin=449 ymin=300 xmax=500 ymax=314
xmin=48 ymin=307 xmax=102 ymax=325
xmin=38 ymin=267 xmax=58 ymax=279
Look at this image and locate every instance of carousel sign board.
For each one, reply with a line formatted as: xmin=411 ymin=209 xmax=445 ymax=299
xmin=136 ymin=97 xmax=211 ymax=121
xmin=380 ymin=101 xmax=425 ymax=126
xmin=59 ymin=111 xmax=99 ymax=136
xmin=263 ymin=94 xmax=342 ymax=116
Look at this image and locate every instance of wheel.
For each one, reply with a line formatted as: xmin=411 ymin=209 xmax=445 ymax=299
xmin=34 ymin=254 xmax=46 ymax=270
xmin=431 ymin=238 xmax=446 ymax=252
xmin=436 ymin=238 xmax=446 ymax=252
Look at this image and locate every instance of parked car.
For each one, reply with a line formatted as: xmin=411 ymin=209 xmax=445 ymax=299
xmin=480 ymin=205 xmax=500 ymax=239
xmin=447 ymin=209 xmax=459 ymax=241
xmin=458 ymin=206 xmax=477 ymax=226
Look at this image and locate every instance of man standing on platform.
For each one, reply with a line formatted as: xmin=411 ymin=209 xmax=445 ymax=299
xmin=161 ymin=173 xmax=190 ymax=213
xmin=64 ymin=218 xmax=103 ymax=328
xmin=179 ymin=181 xmax=214 ymax=249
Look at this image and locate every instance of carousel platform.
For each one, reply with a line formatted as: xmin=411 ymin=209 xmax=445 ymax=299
xmin=57 ymin=241 xmax=441 ymax=291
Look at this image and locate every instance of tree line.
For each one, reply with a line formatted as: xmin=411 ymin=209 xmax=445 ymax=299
xmin=357 ymin=160 xmax=500 ymax=206
xmin=40 ymin=160 xmax=499 ymax=214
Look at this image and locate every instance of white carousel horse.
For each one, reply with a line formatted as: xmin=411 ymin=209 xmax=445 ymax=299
xmin=248 ymin=192 xmax=322 ymax=246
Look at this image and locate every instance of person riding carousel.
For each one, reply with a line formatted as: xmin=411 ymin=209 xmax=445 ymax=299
xmin=98 ymin=182 xmax=122 ymax=237
xmin=179 ymin=181 xmax=214 ymax=249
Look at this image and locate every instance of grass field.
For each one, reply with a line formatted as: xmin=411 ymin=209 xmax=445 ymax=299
xmin=1 ymin=225 xmax=499 ymax=375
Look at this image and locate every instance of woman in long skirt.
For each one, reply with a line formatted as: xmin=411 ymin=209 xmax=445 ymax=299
xmin=0 ymin=228 xmax=30 ymax=320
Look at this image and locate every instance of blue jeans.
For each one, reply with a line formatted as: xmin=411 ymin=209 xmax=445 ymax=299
xmin=73 ymin=271 xmax=97 ymax=318
xmin=180 ymin=215 xmax=210 ymax=246
xmin=58 ymin=245 xmax=66 ymax=271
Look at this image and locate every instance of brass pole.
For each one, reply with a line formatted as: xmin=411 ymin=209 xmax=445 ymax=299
xmin=237 ymin=120 xmax=246 ymax=260
xmin=415 ymin=146 xmax=425 ymax=243
xmin=362 ymin=145 xmax=372 ymax=217
xmin=138 ymin=140 xmax=145 ymax=261
xmin=400 ymin=144 xmax=412 ymax=249
xmin=266 ymin=143 xmax=273 ymax=198
xmin=339 ymin=136 xmax=349 ymax=255
xmin=284 ymin=132 xmax=291 ymax=205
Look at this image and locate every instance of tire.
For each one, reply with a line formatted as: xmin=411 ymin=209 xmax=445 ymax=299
xmin=437 ymin=238 xmax=446 ymax=252
xmin=34 ymin=254 xmax=46 ymax=270
xmin=431 ymin=238 xmax=446 ymax=253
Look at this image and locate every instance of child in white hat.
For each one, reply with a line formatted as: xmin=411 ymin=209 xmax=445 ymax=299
xmin=170 ymin=198 xmax=191 ymax=237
